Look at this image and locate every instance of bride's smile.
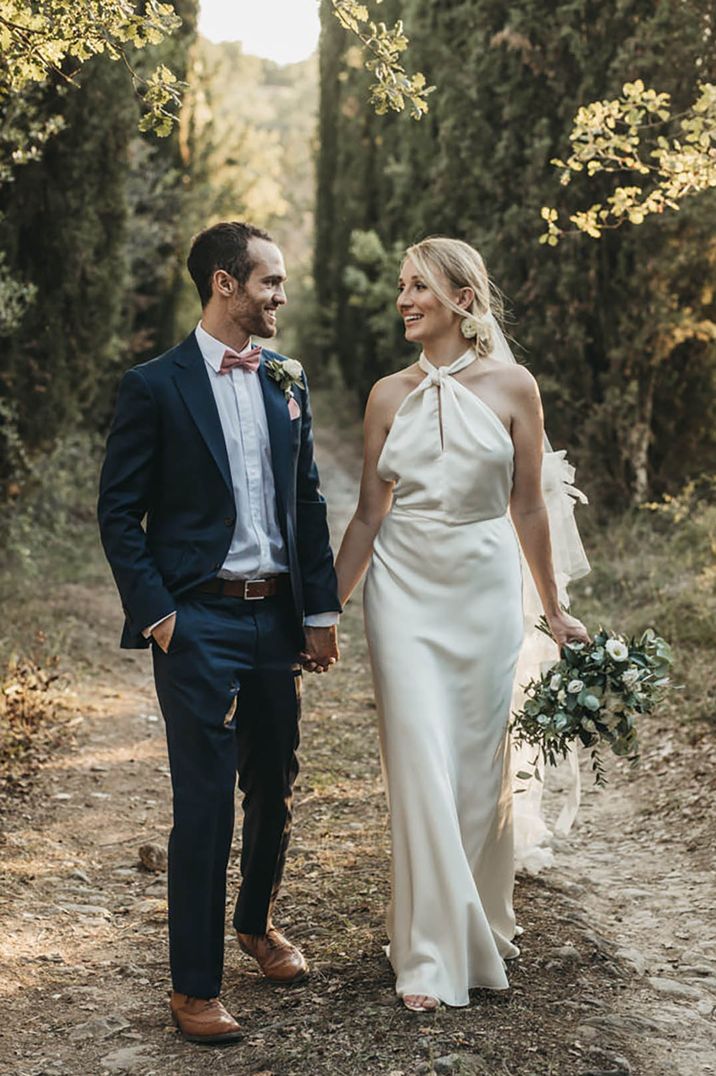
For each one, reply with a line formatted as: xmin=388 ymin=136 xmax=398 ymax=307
xmin=397 ymin=254 xmax=476 ymax=364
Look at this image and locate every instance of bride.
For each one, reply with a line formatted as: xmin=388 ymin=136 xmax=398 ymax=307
xmin=334 ymin=236 xmax=589 ymax=1012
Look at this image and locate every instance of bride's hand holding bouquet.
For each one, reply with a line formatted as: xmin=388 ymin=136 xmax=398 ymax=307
xmin=544 ymin=607 xmax=591 ymax=649
xmin=512 ymin=617 xmax=673 ymax=786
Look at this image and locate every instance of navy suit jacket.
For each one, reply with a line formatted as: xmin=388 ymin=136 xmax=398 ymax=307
xmin=97 ymin=331 xmax=340 ymax=649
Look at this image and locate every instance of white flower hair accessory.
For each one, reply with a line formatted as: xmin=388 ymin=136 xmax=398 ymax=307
xmin=266 ymin=357 xmax=304 ymax=400
xmin=460 ymin=314 xmax=480 ymax=340
xmin=460 ymin=314 xmax=491 ymax=350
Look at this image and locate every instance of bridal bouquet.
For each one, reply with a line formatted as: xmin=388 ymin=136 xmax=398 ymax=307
xmin=512 ymin=620 xmax=673 ymax=786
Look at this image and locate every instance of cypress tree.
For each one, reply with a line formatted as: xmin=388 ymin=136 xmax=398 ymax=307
xmin=127 ymin=0 xmax=198 ymax=368
xmin=0 ymin=56 xmax=135 ymax=465
xmin=0 ymin=1 xmax=199 ymax=492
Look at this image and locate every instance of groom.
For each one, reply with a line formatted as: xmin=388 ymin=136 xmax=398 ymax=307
xmin=98 ymin=221 xmax=340 ymax=1044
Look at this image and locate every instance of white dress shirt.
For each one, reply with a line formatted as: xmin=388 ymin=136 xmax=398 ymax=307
xmin=144 ymin=323 xmax=337 ymax=633
xmin=197 ymin=320 xmax=289 ymax=578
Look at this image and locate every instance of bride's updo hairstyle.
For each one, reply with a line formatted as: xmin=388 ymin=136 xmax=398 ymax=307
xmin=405 ymin=237 xmax=500 ymax=359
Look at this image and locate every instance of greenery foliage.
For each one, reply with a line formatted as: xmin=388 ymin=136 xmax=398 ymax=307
xmin=0 ymin=56 xmax=135 ymax=475
xmin=0 ymin=1 xmax=198 ymax=499
xmin=543 ymin=79 xmax=716 ymax=241
xmin=331 ymin=0 xmax=432 ymax=119
xmin=314 ymin=0 xmax=716 ymax=506
xmin=0 ymin=0 xmax=183 ymax=151
xmin=572 ymin=484 xmax=716 ymax=733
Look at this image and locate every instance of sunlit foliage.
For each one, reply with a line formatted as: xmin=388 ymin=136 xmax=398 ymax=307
xmin=0 ymin=0 xmax=182 ymax=141
xmin=331 ymin=0 xmax=432 ymax=119
xmin=542 ymin=81 xmax=716 ymax=242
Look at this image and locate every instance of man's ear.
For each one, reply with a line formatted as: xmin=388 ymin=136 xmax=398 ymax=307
xmin=213 ymin=269 xmax=235 ymax=298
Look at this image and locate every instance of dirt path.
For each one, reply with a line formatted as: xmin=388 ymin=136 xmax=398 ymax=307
xmin=545 ymin=722 xmax=716 ymax=1076
xmin=1 ymin=415 xmax=714 ymax=1076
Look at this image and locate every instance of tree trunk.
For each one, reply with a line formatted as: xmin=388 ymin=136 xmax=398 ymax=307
xmin=626 ymin=371 xmax=656 ymax=506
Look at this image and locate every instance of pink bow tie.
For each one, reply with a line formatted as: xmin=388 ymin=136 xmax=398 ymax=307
xmin=219 ymin=345 xmax=262 ymax=374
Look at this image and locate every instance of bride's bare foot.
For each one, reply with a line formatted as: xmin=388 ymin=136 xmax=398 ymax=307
xmin=402 ymin=994 xmax=439 ymax=1012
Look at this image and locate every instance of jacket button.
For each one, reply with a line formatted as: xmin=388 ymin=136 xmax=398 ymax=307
xmin=224 ymin=516 xmax=235 ymax=527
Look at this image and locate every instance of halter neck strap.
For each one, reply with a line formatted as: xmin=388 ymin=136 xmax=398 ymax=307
xmin=418 ymin=348 xmax=477 ymax=381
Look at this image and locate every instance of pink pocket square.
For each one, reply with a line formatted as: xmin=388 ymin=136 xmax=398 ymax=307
xmin=287 ymin=396 xmax=301 ymax=420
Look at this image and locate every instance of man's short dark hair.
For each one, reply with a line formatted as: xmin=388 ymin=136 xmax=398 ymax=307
xmin=187 ymin=221 xmax=274 ymax=306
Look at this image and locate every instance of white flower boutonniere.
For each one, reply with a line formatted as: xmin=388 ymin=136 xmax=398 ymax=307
xmin=266 ymin=357 xmax=304 ymax=400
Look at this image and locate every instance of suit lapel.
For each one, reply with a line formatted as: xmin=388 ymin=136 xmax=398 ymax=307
xmin=172 ymin=333 xmax=233 ymax=496
xmin=258 ymin=354 xmax=292 ymax=515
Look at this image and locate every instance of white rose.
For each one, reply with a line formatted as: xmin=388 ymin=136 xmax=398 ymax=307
xmin=282 ymin=359 xmax=304 ymax=380
xmin=557 ymin=689 xmax=566 ymax=704
xmin=605 ymin=638 xmax=629 ymax=662
xmin=460 ymin=316 xmax=479 ymax=340
xmin=567 ymin=679 xmax=584 ymax=694
xmin=622 ymin=667 xmax=640 ymax=688
xmin=549 ymin=673 xmax=562 ymax=691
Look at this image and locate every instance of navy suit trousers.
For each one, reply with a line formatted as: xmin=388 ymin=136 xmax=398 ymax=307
xmin=152 ymin=589 xmax=302 ymax=999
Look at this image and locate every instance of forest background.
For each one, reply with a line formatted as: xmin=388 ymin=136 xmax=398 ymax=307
xmin=0 ymin=3 xmax=715 ymax=1074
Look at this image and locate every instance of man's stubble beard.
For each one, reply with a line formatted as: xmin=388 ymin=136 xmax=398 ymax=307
xmin=232 ymin=297 xmax=277 ymax=340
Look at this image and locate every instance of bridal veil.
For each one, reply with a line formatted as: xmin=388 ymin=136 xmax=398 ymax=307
xmin=487 ymin=313 xmax=591 ymax=873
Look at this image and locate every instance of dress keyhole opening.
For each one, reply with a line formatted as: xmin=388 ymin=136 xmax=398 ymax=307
xmin=436 ymin=382 xmax=445 ymax=451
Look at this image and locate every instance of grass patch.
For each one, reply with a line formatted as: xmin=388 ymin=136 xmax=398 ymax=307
xmin=571 ymin=495 xmax=716 ymax=728
xmin=0 ymin=435 xmax=108 ymax=794
xmin=0 ymin=434 xmax=109 ymax=666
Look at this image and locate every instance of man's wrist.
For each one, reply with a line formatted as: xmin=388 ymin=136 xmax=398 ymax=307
xmin=143 ymin=611 xmax=176 ymax=638
xmin=304 ymin=612 xmax=340 ymax=628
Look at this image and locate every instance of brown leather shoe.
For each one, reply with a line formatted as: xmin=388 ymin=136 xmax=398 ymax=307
xmin=236 ymin=926 xmax=308 ymax=984
xmin=170 ymin=992 xmax=242 ymax=1045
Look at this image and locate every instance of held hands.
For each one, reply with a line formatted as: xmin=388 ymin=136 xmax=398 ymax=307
xmin=545 ymin=609 xmax=591 ymax=650
xmin=151 ymin=612 xmax=176 ymax=654
xmin=301 ymin=625 xmax=340 ymax=674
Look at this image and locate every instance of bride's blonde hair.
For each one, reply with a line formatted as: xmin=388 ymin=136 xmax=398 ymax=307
xmin=404 ymin=236 xmax=501 ymax=359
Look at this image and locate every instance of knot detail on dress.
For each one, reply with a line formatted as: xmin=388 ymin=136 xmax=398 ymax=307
xmin=418 ymin=348 xmax=477 ymax=390
xmin=424 ymin=366 xmax=449 ymax=387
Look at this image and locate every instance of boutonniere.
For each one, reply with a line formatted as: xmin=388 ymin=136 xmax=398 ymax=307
xmin=265 ymin=357 xmax=304 ymax=400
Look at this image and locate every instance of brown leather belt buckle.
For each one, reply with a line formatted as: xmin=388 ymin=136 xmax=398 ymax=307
xmin=243 ymin=578 xmax=268 ymax=600
xmin=194 ymin=575 xmax=288 ymax=600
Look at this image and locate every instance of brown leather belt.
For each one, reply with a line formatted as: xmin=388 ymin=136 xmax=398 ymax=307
xmin=196 ymin=575 xmax=290 ymax=600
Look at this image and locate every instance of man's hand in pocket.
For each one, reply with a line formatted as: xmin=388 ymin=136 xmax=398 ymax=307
xmin=152 ymin=612 xmax=176 ymax=653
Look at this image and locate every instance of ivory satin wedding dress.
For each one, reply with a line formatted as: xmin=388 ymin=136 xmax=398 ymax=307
xmin=363 ymin=348 xmax=523 ymax=1006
